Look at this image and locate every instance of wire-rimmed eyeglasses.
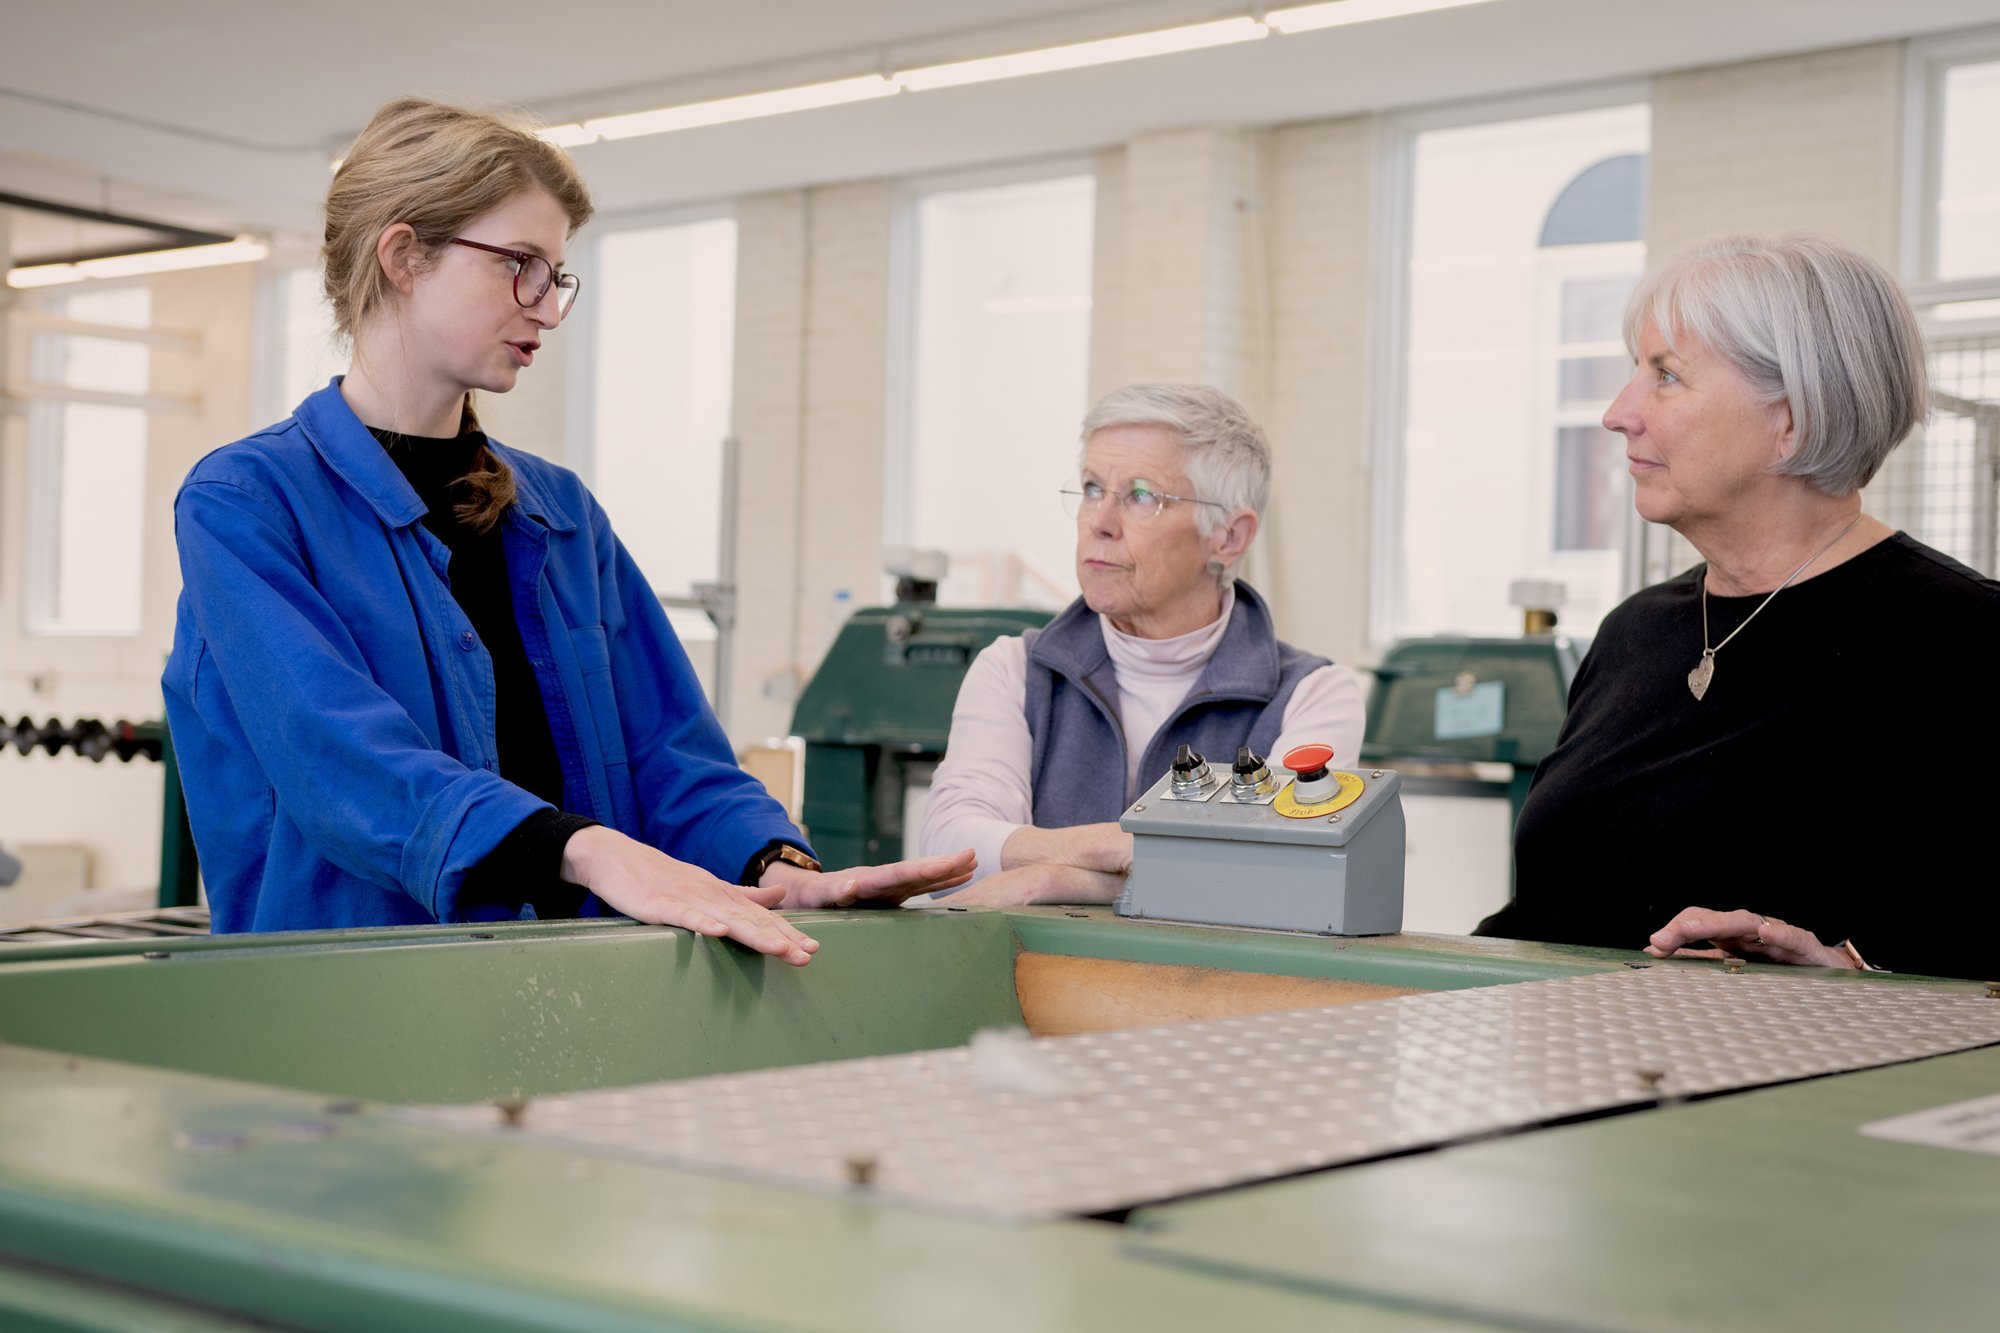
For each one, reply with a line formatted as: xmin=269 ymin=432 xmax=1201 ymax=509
xmin=1060 ymin=479 xmax=1225 ymax=523
xmin=449 ymin=238 xmax=582 ymax=320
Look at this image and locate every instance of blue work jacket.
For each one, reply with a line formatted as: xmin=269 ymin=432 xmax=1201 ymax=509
xmin=164 ymin=379 xmax=805 ymax=933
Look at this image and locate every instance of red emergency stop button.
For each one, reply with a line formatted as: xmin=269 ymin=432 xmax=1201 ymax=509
xmin=1283 ymin=744 xmax=1334 ymax=776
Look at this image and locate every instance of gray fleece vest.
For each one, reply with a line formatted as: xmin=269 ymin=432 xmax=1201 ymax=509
xmin=1022 ymin=581 xmax=1331 ymax=828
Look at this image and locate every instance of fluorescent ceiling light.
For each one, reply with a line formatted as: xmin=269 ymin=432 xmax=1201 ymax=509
xmin=583 ymin=75 xmax=899 ymax=143
xmin=1266 ymin=0 xmax=1500 ymax=34
xmin=8 ymin=237 xmax=270 ymax=288
xmin=533 ymin=0 xmax=1503 ymax=148
xmin=895 ymin=16 xmax=1266 ymax=92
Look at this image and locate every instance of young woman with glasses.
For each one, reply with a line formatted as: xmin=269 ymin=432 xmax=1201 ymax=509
xmin=165 ymin=98 xmax=972 ymax=957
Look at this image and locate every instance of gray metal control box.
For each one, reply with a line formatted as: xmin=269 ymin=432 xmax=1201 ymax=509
xmin=1114 ymin=767 xmax=1406 ymax=935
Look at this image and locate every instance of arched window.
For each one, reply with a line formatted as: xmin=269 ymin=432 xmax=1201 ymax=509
xmin=1538 ymin=154 xmax=1646 ymax=248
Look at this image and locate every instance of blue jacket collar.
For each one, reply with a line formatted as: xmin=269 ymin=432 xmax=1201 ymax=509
xmin=295 ymin=379 xmax=576 ymax=534
xmin=1026 ymin=580 xmax=1285 ymax=704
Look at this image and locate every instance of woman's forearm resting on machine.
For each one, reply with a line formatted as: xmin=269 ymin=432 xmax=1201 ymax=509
xmin=1000 ymin=822 xmax=1132 ymax=874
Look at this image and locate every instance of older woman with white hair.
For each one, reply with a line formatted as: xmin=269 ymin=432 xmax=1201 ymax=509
xmin=919 ymin=384 xmax=1365 ymax=905
xmin=1478 ymin=233 xmax=2000 ymax=980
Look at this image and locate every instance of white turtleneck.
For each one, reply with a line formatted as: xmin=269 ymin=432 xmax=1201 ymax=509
xmin=919 ymin=583 xmax=1366 ymax=884
xmin=1100 ymin=581 xmax=1240 ymax=796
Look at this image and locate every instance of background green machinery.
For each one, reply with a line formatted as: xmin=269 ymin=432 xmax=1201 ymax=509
xmin=791 ymin=595 xmax=1051 ymax=869
xmin=1362 ymin=634 xmax=1586 ymax=827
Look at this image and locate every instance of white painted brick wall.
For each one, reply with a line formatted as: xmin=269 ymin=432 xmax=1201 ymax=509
xmin=1650 ymin=42 xmax=1904 ymax=263
xmin=1260 ymin=116 xmax=1376 ymax=672
xmin=793 ymin=181 xmax=892 ymax=689
xmin=727 ymin=189 xmax=810 ymax=745
xmin=724 ymin=182 xmax=893 ymax=746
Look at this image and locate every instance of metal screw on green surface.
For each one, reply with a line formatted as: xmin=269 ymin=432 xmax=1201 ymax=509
xmin=846 ymin=1154 xmax=879 ymax=1188
xmin=142 ymin=951 xmax=170 ymax=960
xmin=494 ymin=1096 xmax=530 ymax=1128
xmin=273 ymin=1119 xmax=338 ymax=1142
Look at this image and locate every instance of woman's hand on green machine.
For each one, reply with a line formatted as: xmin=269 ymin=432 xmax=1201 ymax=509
xmin=760 ymin=849 xmax=978 ymax=910
xmin=559 ymin=826 xmax=822 ymax=966
xmin=1643 ymin=906 xmax=1859 ymax=969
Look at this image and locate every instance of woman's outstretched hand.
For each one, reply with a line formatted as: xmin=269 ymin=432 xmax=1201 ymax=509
xmin=1644 ymin=906 xmax=1856 ymax=969
xmin=559 ymin=826 xmax=821 ymax=966
xmin=760 ymin=849 xmax=978 ymax=909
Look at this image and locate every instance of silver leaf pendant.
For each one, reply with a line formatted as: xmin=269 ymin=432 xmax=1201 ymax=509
xmin=1688 ymin=653 xmax=1714 ymax=701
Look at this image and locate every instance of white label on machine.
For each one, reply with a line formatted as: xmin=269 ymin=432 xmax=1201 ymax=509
xmin=1859 ymin=1091 xmax=2000 ymax=1157
xmin=1434 ymin=680 xmax=1505 ymax=739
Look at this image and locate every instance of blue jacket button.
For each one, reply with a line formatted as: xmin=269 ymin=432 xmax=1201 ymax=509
xmin=459 ymin=631 xmax=477 ymax=650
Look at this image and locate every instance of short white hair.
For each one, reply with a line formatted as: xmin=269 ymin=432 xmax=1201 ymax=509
xmin=1078 ymin=383 xmax=1271 ymax=536
xmin=1625 ymin=234 xmax=1927 ymax=496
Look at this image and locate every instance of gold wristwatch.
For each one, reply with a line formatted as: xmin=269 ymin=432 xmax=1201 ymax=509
xmin=744 ymin=842 xmax=820 ymax=884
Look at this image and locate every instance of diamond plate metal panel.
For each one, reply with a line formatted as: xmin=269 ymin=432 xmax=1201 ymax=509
xmin=401 ymin=970 xmax=2000 ymax=1221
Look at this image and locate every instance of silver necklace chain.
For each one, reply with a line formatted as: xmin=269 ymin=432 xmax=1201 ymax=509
xmin=1688 ymin=513 xmax=1862 ymax=701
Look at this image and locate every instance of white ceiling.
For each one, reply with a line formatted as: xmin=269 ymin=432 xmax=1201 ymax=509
xmin=4 ymin=0 xmax=2000 ymax=240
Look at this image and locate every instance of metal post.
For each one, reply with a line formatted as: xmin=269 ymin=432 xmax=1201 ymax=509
xmin=1974 ymin=412 xmax=1998 ymax=579
xmin=661 ymin=436 xmax=740 ymax=736
xmin=156 ymin=721 xmax=201 ymax=909
xmin=712 ymin=435 xmax=739 ymax=735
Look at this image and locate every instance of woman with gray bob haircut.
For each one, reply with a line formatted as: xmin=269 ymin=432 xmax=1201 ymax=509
xmin=920 ymin=383 xmax=1365 ymax=905
xmin=1480 ymin=233 xmax=2000 ymax=980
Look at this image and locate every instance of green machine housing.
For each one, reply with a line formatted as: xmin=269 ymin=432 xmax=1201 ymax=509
xmin=1361 ymin=634 xmax=1587 ymax=825
xmin=791 ymin=599 xmax=1053 ymax=869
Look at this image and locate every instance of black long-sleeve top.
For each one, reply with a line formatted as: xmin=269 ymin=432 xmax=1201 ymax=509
xmin=372 ymin=424 xmax=596 ymax=918
xmin=1479 ymin=533 xmax=2000 ymax=981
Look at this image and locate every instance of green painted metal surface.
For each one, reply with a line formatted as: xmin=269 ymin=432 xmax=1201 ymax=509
xmin=0 ymin=911 xmax=1024 ymax=1103
xmin=0 ymin=1257 xmax=277 ymax=1332
xmin=1002 ymin=906 xmax=1630 ymax=988
xmin=1128 ymin=1044 xmax=2000 ymax=1332
xmin=0 ymin=1046 xmax=1503 ymax=1333
xmin=4 ymin=905 xmax=1989 ymax=1331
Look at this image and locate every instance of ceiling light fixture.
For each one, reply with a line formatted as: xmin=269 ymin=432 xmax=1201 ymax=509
xmin=538 ymin=0 xmax=1502 ymax=147
xmin=895 ymin=16 xmax=1267 ymax=92
xmin=1267 ymin=0 xmax=1498 ymax=33
xmin=8 ymin=237 xmax=271 ymax=288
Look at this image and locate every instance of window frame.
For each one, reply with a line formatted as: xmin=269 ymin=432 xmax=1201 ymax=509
xmin=1903 ymin=26 xmax=2000 ymax=332
xmin=1367 ymin=78 xmax=1650 ymax=647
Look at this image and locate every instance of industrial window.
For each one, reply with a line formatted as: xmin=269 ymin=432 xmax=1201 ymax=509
xmin=588 ymin=214 xmax=738 ymax=677
xmin=1391 ymin=99 xmax=1649 ymax=642
xmin=891 ymin=172 xmax=1093 ymax=609
xmin=24 ymin=284 xmax=151 ymax=636
xmin=1890 ymin=34 xmax=2000 ymax=578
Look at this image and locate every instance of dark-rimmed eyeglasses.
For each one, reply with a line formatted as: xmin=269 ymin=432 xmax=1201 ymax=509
xmin=1060 ymin=479 xmax=1226 ymax=523
xmin=449 ymin=238 xmax=581 ymax=321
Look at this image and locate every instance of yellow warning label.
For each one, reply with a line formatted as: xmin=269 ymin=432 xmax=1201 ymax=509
xmin=1273 ymin=771 xmax=1366 ymax=819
